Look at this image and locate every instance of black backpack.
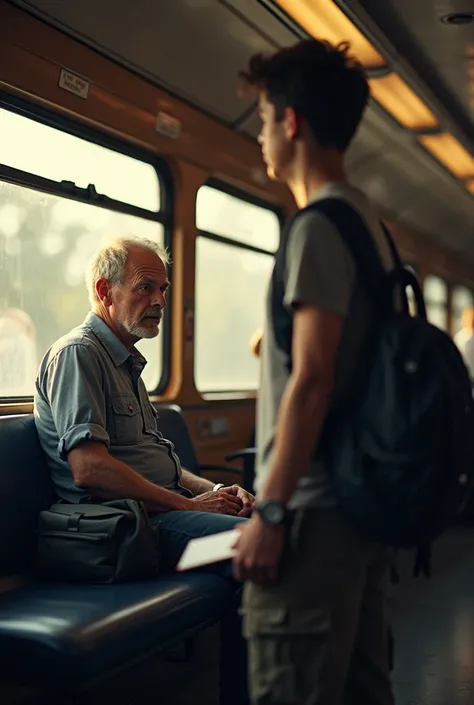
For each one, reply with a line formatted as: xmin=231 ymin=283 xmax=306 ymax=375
xmin=272 ymin=198 xmax=474 ymax=575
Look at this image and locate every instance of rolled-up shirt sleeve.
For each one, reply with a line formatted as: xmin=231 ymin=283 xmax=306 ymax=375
xmin=43 ymin=343 xmax=110 ymax=460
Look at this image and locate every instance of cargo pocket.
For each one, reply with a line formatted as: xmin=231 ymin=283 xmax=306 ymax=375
xmin=243 ymin=607 xmax=331 ymax=705
xmin=111 ymin=394 xmax=142 ymax=445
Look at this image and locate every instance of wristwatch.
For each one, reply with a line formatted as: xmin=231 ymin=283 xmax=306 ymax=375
xmin=253 ymin=499 xmax=289 ymax=526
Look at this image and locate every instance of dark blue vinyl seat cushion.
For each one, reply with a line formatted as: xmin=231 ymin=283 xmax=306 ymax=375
xmin=0 ymin=573 xmax=232 ymax=683
xmin=0 ymin=414 xmax=233 ymax=685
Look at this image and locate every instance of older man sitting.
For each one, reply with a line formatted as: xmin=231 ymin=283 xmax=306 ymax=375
xmin=34 ymin=237 xmax=254 ymax=704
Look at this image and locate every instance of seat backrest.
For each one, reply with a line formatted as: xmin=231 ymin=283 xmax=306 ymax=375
xmin=0 ymin=414 xmax=55 ymax=576
xmin=154 ymin=403 xmax=200 ymax=476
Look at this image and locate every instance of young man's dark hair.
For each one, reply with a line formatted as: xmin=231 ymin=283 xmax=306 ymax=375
xmin=233 ymin=36 xmax=395 ymax=705
xmin=239 ymin=38 xmax=369 ymax=152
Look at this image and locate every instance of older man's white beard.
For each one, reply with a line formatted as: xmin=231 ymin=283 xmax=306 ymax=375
xmin=122 ymin=319 xmax=160 ymax=339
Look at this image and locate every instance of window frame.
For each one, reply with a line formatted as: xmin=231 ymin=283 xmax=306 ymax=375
xmin=423 ymin=273 xmax=449 ymax=330
xmin=451 ymin=284 xmax=474 ymax=336
xmin=0 ymin=93 xmax=174 ymax=402
xmin=194 ymin=178 xmax=283 ymax=395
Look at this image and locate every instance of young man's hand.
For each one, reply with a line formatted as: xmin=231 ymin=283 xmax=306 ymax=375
xmin=232 ymin=515 xmax=284 ymax=584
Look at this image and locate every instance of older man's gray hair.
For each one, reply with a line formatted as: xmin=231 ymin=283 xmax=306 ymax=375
xmin=86 ymin=237 xmax=170 ymax=306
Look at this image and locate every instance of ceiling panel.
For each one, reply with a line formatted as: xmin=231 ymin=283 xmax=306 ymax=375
xmin=7 ymin=0 xmax=474 ymax=259
xmin=350 ymin=109 xmax=474 ymax=253
xmin=224 ymin=0 xmax=301 ymax=47
xmin=13 ymin=0 xmax=295 ymax=123
xmin=351 ymin=0 xmax=474 ymax=141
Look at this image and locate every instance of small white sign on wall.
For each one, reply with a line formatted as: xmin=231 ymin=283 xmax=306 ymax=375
xmin=155 ymin=111 xmax=181 ymax=139
xmin=58 ymin=68 xmax=90 ymax=100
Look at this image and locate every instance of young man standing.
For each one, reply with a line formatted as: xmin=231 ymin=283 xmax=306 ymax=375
xmin=233 ymin=39 xmax=396 ymax=705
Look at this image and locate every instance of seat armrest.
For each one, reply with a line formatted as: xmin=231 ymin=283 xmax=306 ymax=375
xmin=198 ymin=464 xmax=244 ymax=475
xmin=225 ymin=448 xmax=256 ymax=462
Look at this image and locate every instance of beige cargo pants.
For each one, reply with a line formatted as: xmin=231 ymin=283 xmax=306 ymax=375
xmin=242 ymin=507 xmax=395 ymax=705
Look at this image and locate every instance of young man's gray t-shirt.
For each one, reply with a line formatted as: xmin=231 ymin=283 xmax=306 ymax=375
xmin=255 ymin=182 xmax=393 ymax=508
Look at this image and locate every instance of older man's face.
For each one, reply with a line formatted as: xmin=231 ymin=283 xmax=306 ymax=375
xmin=110 ymin=246 xmax=169 ymax=341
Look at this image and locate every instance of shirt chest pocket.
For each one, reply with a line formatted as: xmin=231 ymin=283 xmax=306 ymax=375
xmin=111 ymin=394 xmax=143 ymax=445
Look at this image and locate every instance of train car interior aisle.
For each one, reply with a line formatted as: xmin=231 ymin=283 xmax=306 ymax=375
xmin=390 ymin=528 xmax=474 ymax=705
xmin=1 ymin=0 xmax=474 ymax=703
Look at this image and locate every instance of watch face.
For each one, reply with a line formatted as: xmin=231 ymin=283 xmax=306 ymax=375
xmin=263 ymin=502 xmax=285 ymax=525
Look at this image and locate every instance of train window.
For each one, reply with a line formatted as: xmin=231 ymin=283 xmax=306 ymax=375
xmin=196 ymin=185 xmax=280 ymax=251
xmin=452 ymin=286 xmax=474 ymax=336
xmin=0 ymin=108 xmax=160 ymax=212
xmin=195 ymin=185 xmax=280 ymax=393
xmin=423 ymin=274 xmax=448 ymax=330
xmin=0 ymin=106 xmax=168 ymax=399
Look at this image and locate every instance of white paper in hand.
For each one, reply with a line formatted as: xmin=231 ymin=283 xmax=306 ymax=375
xmin=176 ymin=529 xmax=240 ymax=572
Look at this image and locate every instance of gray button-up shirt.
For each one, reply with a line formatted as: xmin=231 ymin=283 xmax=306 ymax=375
xmin=34 ymin=312 xmax=185 ymax=502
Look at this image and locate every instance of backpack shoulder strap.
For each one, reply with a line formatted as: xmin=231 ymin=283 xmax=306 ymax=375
xmin=271 ymin=209 xmax=304 ymax=356
xmin=271 ymin=197 xmax=408 ymax=361
xmin=306 ymin=198 xmax=389 ymax=304
xmin=381 ymin=221 xmax=403 ymax=270
xmin=274 ymin=197 xmax=390 ymax=298
xmin=306 ymin=199 xmax=414 ymax=318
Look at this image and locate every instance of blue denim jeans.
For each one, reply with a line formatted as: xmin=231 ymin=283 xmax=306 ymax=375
xmin=152 ymin=510 xmax=249 ymax=705
xmin=152 ymin=509 xmax=248 ymax=577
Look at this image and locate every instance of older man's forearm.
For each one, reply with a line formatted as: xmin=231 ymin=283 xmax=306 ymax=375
xmin=180 ymin=469 xmax=216 ymax=496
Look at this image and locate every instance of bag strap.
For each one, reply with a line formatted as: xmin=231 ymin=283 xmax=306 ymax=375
xmin=304 ymin=198 xmax=404 ymax=313
xmin=272 ymin=197 xmax=393 ymax=361
xmin=272 ymin=196 xmax=425 ymax=364
xmin=380 ymin=221 xmax=403 ymax=271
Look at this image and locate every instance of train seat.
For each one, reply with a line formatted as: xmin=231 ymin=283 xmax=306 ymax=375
xmin=0 ymin=413 xmax=233 ymax=689
xmin=156 ymin=402 xmax=253 ymax=487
